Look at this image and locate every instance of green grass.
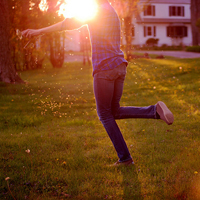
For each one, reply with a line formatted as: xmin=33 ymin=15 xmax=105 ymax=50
xmin=0 ymin=57 xmax=200 ymax=199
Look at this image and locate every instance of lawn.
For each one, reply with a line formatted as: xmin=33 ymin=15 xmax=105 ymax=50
xmin=0 ymin=57 xmax=200 ymax=200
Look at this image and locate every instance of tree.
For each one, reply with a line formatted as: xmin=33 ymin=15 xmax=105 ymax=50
xmin=0 ymin=0 xmax=24 ymax=83
xmin=109 ymin=0 xmax=138 ymax=60
xmin=49 ymin=32 xmax=65 ymax=68
xmin=80 ymin=26 xmax=91 ymax=65
xmin=191 ymin=0 xmax=200 ymax=46
xmin=9 ymin=0 xmax=65 ymax=71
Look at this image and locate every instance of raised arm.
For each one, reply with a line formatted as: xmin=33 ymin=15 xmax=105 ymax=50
xmin=22 ymin=18 xmax=85 ymax=38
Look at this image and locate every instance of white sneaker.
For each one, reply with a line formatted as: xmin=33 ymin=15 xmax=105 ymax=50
xmin=156 ymin=101 xmax=174 ymax=125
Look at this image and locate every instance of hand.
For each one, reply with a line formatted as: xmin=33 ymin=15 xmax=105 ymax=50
xmin=22 ymin=29 xmax=41 ymax=38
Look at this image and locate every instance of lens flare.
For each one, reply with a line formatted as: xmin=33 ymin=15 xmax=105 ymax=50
xmin=39 ymin=0 xmax=98 ymax=21
xmin=39 ymin=0 xmax=49 ymax=12
xmin=58 ymin=0 xmax=98 ymax=22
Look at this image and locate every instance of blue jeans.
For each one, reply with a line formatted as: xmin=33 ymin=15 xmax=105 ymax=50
xmin=93 ymin=63 xmax=157 ymax=162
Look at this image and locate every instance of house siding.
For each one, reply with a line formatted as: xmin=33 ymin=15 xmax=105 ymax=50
xmin=130 ymin=0 xmax=192 ymax=47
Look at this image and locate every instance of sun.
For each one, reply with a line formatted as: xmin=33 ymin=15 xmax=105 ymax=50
xmin=58 ymin=0 xmax=98 ymax=22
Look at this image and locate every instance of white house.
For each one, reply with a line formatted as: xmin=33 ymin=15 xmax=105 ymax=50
xmin=64 ymin=0 xmax=192 ymax=51
xmin=131 ymin=0 xmax=192 ymax=47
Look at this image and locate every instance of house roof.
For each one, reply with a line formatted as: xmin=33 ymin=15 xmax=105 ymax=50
xmin=139 ymin=0 xmax=190 ymax=4
xmin=136 ymin=18 xmax=191 ymax=24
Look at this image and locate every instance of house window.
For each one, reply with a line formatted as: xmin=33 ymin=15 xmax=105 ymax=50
xmin=144 ymin=26 xmax=156 ymax=37
xmin=147 ymin=27 xmax=152 ymax=35
xmin=144 ymin=5 xmax=155 ymax=16
xmin=167 ymin=26 xmax=188 ymax=37
xmin=169 ymin=6 xmax=184 ymax=16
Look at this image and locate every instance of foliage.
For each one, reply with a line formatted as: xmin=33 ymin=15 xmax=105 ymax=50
xmin=158 ymin=44 xmax=184 ymax=51
xmin=186 ymin=46 xmax=200 ymax=52
xmin=109 ymin=0 xmax=138 ymax=18
xmin=132 ymin=44 xmax=184 ymax=51
xmin=8 ymin=0 xmax=65 ymax=71
xmin=146 ymin=38 xmax=159 ymax=47
xmin=109 ymin=0 xmax=139 ymax=60
xmin=1 ymin=57 xmax=200 ymax=199
xmin=49 ymin=32 xmax=65 ymax=68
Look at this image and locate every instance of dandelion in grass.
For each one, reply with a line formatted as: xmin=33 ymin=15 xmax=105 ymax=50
xmin=62 ymin=161 xmax=66 ymax=165
xmin=25 ymin=149 xmax=30 ymax=153
xmin=5 ymin=177 xmax=16 ymax=200
xmin=25 ymin=149 xmax=34 ymax=179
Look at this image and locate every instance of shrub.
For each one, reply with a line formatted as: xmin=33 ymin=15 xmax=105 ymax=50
xmin=133 ymin=45 xmax=183 ymax=51
xmin=146 ymin=38 xmax=159 ymax=47
xmin=186 ymin=46 xmax=200 ymax=52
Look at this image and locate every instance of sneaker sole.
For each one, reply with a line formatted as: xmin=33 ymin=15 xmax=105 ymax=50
xmin=157 ymin=101 xmax=174 ymax=125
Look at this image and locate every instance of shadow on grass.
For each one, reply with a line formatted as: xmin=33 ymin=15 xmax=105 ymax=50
xmin=119 ymin=165 xmax=143 ymax=200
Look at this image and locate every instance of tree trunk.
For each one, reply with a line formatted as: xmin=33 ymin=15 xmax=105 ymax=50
xmin=0 ymin=0 xmax=24 ymax=83
xmin=191 ymin=0 xmax=200 ymax=45
xmin=124 ymin=16 xmax=133 ymax=61
xmin=80 ymin=26 xmax=91 ymax=65
xmin=49 ymin=32 xmax=65 ymax=68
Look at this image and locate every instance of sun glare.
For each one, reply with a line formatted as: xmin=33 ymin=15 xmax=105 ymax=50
xmin=58 ymin=0 xmax=98 ymax=22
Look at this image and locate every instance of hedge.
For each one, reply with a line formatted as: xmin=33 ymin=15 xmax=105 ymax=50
xmin=186 ymin=46 xmax=200 ymax=52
